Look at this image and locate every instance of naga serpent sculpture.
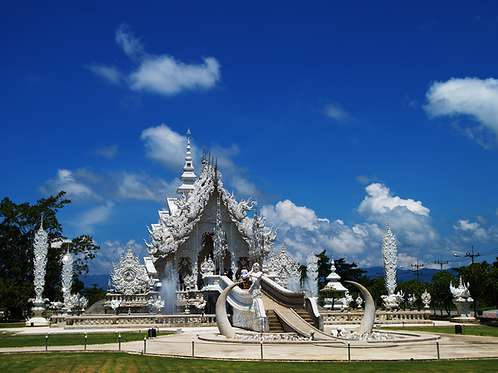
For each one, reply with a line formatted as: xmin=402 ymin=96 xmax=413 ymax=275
xmin=345 ymin=280 xmax=375 ymax=336
xmin=215 ymin=281 xmax=242 ymax=339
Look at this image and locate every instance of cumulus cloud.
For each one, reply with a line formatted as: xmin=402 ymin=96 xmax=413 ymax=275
xmin=90 ymin=24 xmax=220 ymax=96
xmin=261 ymin=183 xmax=438 ymax=264
xmin=261 ymin=199 xmax=383 ymax=262
xmin=424 ymin=77 xmax=498 ymax=142
xmin=324 ymin=102 xmax=350 ymax=122
xmin=261 ymin=200 xmax=318 ymax=231
xmin=358 ymin=183 xmax=430 ymax=217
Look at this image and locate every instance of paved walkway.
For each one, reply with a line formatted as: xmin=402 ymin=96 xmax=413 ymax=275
xmin=1 ymin=327 xmax=498 ymax=361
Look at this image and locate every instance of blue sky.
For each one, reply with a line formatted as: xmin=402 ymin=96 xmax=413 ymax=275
xmin=2 ymin=1 xmax=498 ymax=274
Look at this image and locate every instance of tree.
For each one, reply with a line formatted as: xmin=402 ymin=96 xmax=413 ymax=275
xmin=333 ymin=258 xmax=367 ymax=283
xmin=316 ymin=250 xmax=331 ymax=291
xmin=457 ymin=261 xmax=493 ymax=314
xmin=298 ymin=264 xmax=308 ymax=287
xmin=430 ymin=270 xmax=456 ymax=316
xmin=0 ymin=192 xmax=100 ymax=320
xmin=398 ymin=280 xmax=426 ymax=310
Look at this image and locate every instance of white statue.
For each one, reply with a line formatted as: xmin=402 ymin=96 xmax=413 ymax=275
xmin=248 ymin=262 xmax=266 ymax=331
xmin=356 ymin=295 xmax=363 ymax=308
xmin=421 ymin=289 xmax=431 ymax=309
xmin=450 ymin=277 xmax=475 ymax=320
xmin=61 ymin=250 xmax=73 ymax=313
xmin=26 ymin=217 xmax=50 ymax=326
xmin=263 ymin=246 xmax=300 ymax=289
xmin=381 ymin=226 xmax=402 ymax=310
xmin=110 ymin=299 xmax=122 ymax=314
xmin=381 ymin=290 xmax=405 ymax=310
xmin=407 ymin=294 xmax=417 ymax=309
xmin=200 ymin=256 xmax=216 ymax=276
xmin=147 ymin=296 xmax=165 ymax=313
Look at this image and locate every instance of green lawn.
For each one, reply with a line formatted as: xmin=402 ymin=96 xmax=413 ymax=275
xmin=0 ymin=331 xmax=148 ymax=348
xmin=384 ymin=325 xmax=498 ymax=337
xmin=0 ymin=353 xmax=496 ymax=372
xmin=0 ymin=322 xmax=26 ymax=329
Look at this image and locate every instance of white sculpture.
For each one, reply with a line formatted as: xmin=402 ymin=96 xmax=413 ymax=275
xmin=147 ymin=296 xmax=165 ymax=313
xmin=263 ymin=246 xmax=300 ymax=289
xmin=450 ymin=277 xmax=475 ymax=320
xmin=26 ymin=217 xmax=49 ymax=326
xmin=407 ymin=294 xmax=417 ymax=309
xmin=322 ymin=260 xmax=349 ymax=310
xmin=213 ymin=195 xmax=227 ymax=272
xmin=381 ymin=226 xmax=403 ymax=310
xmin=356 ymin=295 xmax=363 ymax=308
xmin=61 ymin=250 xmax=73 ymax=313
xmin=302 ymin=254 xmax=319 ymax=297
xmin=248 ymin=262 xmax=267 ymax=332
xmin=200 ymin=256 xmax=216 ymax=276
xmin=381 ymin=290 xmax=405 ymax=310
xmin=110 ymin=249 xmax=150 ymax=295
xmin=421 ymin=289 xmax=431 ymax=309
xmin=109 ymin=299 xmax=122 ymax=313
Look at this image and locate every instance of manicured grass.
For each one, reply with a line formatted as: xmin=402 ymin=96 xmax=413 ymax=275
xmin=0 ymin=322 xmax=26 ymax=329
xmin=385 ymin=325 xmax=498 ymax=337
xmin=0 ymin=331 xmax=149 ymax=348
xmin=0 ymin=353 xmax=497 ymax=372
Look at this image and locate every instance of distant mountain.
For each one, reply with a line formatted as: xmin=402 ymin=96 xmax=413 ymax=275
xmin=365 ymin=266 xmax=457 ymax=283
xmin=81 ymin=274 xmax=108 ymax=289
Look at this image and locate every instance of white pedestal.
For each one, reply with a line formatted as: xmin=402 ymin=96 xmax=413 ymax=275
xmin=26 ymin=316 xmax=49 ymax=326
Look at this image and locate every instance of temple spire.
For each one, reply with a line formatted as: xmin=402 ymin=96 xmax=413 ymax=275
xmin=177 ymin=129 xmax=197 ymax=195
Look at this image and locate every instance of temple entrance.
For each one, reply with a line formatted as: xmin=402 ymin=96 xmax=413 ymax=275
xmin=197 ymin=232 xmax=214 ymax=287
xmin=223 ymin=249 xmax=232 ymax=277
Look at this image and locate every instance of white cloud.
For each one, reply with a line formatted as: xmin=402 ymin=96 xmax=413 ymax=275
xmin=454 ymin=219 xmax=488 ymax=241
xmin=90 ymin=24 xmax=220 ymax=96
xmin=262 ymin=182 xmax=439 ymax=264
xmin=358 ymin=183 xmax=430 ymax=216
xmin=141 ymin=124 xmax=259 ymax=197
xmin=76 ymin=202 xmax=114 ymax=233
xmin=115 ymin=24 xmax=145 ymax=60
xmin=231 ymin=176 xmax=258 ymax=197
xmin=424 ymin=77 xmax=498 ymax=139
xmin=87 ymin=65 xmax=122 ymax=84
xmin=117 ymin=172 xmax=178 ymax=201
xmin=130 ymin=56 xmax=220 ymax=96
xmin=324 ymin=102 xmax=349 ymax=121
xmin=261 ymin=200 xmax=318 ymax=231
xmin=141 ymin=124 xmax=188 ymax=170
xmin=41 ymin=169 xmax=99 ymax=201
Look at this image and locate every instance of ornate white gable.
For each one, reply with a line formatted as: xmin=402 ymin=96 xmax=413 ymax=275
xmin=111 ymin=249 xmax=150 ymax=295
xmin=146 ymin=158 xmax=276 ymax=259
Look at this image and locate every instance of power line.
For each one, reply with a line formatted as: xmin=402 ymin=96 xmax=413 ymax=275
xmin=411 ymin=260 xmax=424 ymax=282
xmin=454 ymin=246 xmax=481 ymax=265
xmin=434 ymin=259 xmax=449 ymax=271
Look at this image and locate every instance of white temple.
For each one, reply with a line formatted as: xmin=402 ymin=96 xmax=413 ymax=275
xmin=145 ymin=131 xmax=276 ymax=313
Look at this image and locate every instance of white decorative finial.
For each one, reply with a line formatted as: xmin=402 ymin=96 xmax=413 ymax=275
xmin=177 ymin=129 xmax=197 ymax=195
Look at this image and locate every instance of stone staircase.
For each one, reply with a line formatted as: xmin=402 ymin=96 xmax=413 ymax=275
xmin=267 ymin=309 xmax=285 ymax=332
xmin=293 ymin=308 xmax=314 ymax=325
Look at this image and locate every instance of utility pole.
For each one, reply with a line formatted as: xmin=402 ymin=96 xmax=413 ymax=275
xmin=465 ymin=246 xmax=481 ymax=265
xmin=434 ymin=259 xmax=449 ymax=271
xmin=411 ymin=260 xmax=424 ymax=282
